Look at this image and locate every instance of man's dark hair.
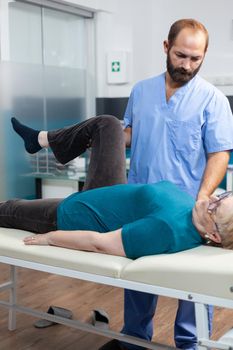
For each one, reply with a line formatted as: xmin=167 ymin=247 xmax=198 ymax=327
xmin=168 ymin=19 xmax=209 ymax=52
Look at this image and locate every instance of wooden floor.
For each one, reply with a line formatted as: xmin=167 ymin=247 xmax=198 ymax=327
xmin=0 ymin=264 xmax=233 ymax=350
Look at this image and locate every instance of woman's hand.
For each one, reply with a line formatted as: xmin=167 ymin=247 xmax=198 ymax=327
xmin=23 ymin=233 xmax=51 ymax=246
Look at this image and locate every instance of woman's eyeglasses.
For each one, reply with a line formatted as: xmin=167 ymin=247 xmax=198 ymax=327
xmin=208 ymin=191 xmax=233 ymax=212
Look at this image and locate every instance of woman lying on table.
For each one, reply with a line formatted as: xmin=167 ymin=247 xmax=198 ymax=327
xmin=2 ymin=115 xmax=233 ymax=259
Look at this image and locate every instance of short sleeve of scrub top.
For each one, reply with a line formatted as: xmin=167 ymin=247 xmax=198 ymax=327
xmin=203 ymin=92 xmax=233 ymax=153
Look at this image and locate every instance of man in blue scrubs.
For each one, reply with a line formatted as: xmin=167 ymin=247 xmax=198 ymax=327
xmin=100 ymin=19 xmax=233 ymax=350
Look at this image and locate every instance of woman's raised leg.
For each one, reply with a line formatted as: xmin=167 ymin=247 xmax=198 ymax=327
xmin=48 ymin=115 xmax=127 ymax=189
xmin=12 ymin=115 xmax=127 ymax=190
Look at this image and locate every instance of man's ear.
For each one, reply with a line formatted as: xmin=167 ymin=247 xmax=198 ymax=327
xmin=163 ymin=40 xmax=169 ymax=54
xmin=207 ymin=231 xmax=222 ymax=243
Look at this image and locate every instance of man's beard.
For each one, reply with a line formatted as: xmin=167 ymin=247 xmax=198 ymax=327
xmin=166 ymin=53 xmax=202 ymax=85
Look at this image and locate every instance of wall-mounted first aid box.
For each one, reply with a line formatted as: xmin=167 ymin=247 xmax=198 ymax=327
xmin=107 ymin=51 xmax=130 ymax=84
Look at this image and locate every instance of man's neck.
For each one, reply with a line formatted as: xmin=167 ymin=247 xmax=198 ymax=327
xmin=165 ymin=72 xmax=184 ymax=101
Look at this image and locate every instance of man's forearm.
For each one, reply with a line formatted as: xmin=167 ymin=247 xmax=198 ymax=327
xmin=197 ymin=151 xmax=230 ymax=200
xmin=124 ymin=127 xmax=132 ymax=147
xmin=192 ymin=151 xmax=230 ymax=238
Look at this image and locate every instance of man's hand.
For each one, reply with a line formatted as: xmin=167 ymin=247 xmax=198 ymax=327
xmin=192 ymin=197 xmax=217 ymax=238
xmin=194 ymin=151 xmax=230 ymax=238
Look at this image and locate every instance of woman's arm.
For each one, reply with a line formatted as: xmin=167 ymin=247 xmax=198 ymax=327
xmin=23 ymin=229 xmax=126 ymax=257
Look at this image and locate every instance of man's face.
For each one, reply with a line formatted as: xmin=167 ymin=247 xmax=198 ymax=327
xmin=164 ymin=28 xmax=206 ymax=85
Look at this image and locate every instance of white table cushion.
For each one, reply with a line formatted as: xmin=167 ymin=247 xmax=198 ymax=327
xmin=122 ymin=245 xmax=233 ymax=299
xmin=1 ymin=229 xmax=233 ymax=300
xmin=0 ymin=228 xmax=131 ymax=278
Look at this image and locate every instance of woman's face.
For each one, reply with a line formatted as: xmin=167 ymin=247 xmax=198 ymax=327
xmin=206 ymin=193 xmax=233 ymax=244
xmin=209 ymin=193 xmax=233 ymax=223
xmin=214 ymin=196 xmax=233 ymax=219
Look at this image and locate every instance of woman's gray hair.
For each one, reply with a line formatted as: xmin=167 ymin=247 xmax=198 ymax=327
xmin=214 ymin=210 xmax=233 ymax=249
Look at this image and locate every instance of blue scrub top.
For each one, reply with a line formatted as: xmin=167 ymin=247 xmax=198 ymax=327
xmin=124 ymin=73 xmax=233 ymax=197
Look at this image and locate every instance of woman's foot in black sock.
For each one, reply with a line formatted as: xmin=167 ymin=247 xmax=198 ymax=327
xmin=11 ymin=117 xmax=42 ymax=154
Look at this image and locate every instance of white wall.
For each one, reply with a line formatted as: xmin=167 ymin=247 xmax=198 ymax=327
xmin=2 ymin=0 xmax=233 ymax=96
xmin=69 ymin=0 xmax=233 ymax=97
xmin=0 ymin=0 xmax=10 ymax=60
xmin=131 ymin=0 xmax=233 ymax=80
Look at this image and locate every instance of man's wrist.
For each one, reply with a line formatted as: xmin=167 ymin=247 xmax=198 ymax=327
xmin=197 ymin=192 xmax=210 ymax=201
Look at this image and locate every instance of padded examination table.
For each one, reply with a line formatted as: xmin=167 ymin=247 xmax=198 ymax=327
xmin=1 ymin=228 xmax=233 ymax=349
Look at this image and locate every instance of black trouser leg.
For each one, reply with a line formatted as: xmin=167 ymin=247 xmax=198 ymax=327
xmin=48 ymin=115 xmax=127 ymax=190
xmin=0 ymin=198 xmax=60 ymax=233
